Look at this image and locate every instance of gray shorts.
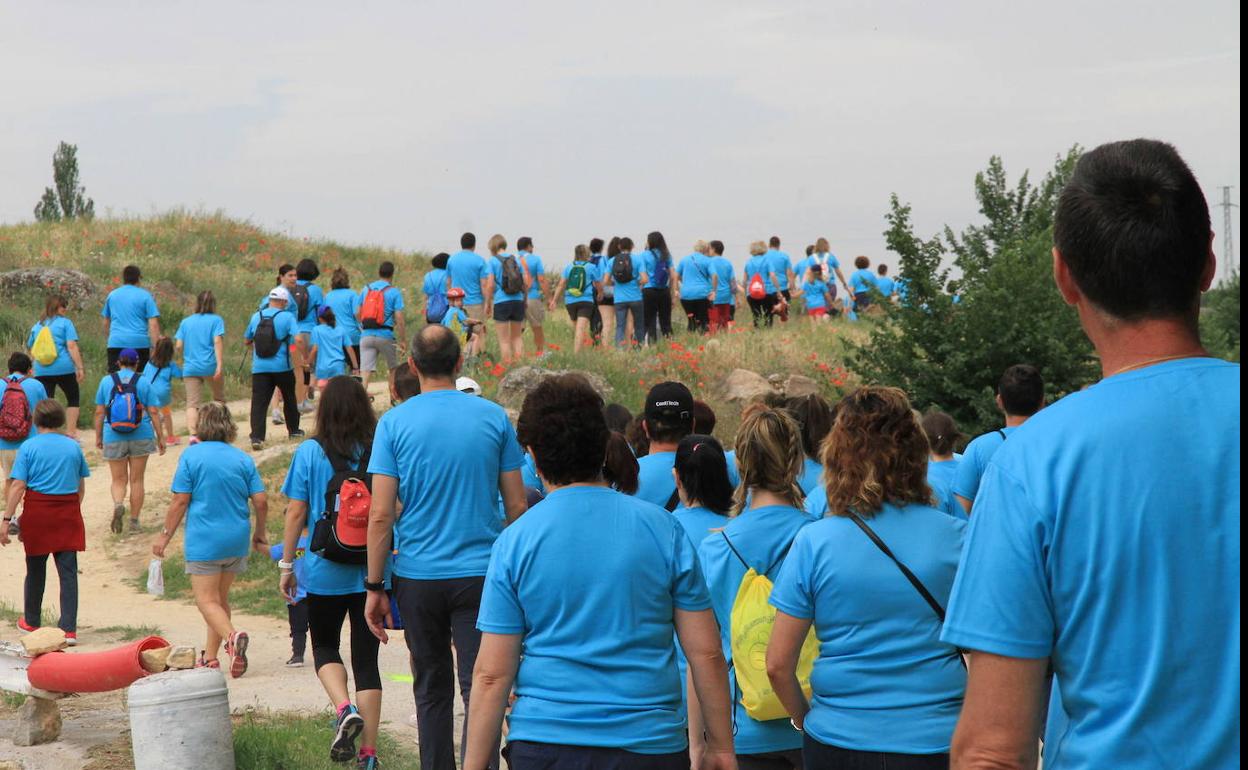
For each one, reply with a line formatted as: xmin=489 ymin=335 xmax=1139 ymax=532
xmin=103 ymin=438 xmax=157 ymax=460
xmin=359 ymin=336 xmax=398 ymax=372
xmin=185 ymin=555 xmax=249 ymax=575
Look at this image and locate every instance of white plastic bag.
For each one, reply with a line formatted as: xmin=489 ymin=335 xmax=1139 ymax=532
xmin=146 ymin=558 xmax=165 ymax=596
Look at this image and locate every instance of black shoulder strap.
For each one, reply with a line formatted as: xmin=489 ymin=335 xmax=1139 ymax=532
xmin=313 ymin=437 xmax=351 ymax=474
xmin=995 ymin=429 xmax=1007 ymax=441
xmin=849 ymin=513 xmax=946 ymax=623
xmin=720 ymin=531 xmax=749 ymax=571
xmin=720 ymin=528 xmax=801 ymax=579
xmin=664 ymin=487 xmax=680 ymax=512
xmin=111 ymin=372 xmax=125 ymax=392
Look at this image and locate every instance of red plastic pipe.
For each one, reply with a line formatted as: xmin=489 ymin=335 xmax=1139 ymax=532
xmin=27 ymin=636 xmax=169 ymax=693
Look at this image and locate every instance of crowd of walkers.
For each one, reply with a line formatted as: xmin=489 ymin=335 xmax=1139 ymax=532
xmin=0 ymin=138 xmax=1238 ymax=770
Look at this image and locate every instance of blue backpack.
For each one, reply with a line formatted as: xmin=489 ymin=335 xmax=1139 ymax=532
xmin=426 ymin=287 xmax=449 ymax=325
xmin=650 ymin=251 xmax=672 ymax=289
xmin=106 ymin=373 xmax=144 ymax=433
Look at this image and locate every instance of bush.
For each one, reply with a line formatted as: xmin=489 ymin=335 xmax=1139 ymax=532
xmin=1202 ymin=272 xmax=1240 ymax=362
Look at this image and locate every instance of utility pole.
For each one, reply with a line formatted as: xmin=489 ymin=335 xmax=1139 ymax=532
xmin=1215 ymin=186 xmax=1238 ymax=279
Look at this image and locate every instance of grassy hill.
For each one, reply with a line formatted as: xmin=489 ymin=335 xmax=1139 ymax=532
xmin=0 ymin=212 xmax=863 ymax=439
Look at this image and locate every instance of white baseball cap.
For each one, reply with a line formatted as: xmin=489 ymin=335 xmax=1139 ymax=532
xmin=268 ymin=286 xmax=292 ymax=303
xmin=456 ymin=376 xmax=483 ymax=396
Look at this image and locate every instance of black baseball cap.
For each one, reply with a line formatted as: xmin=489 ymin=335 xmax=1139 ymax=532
xmin=644 ymin=381 xmax=694 ymax=424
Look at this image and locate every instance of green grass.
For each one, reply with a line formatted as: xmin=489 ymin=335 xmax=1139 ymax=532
xmin=0 ymin=598 xmax=57 ymax=629
xmin=97 ymin=623 xmax=163 ymax=641
xmin=233 ymin=712 xmax=420 ymax=769
xmin=1 ymin=691 xmax=25 ymax=710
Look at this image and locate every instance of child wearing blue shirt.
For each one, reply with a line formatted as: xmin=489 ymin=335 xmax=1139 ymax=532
xmin=801 ymin=264 xmax=835 ymax=321
xmin=139 ymin=337 xmax=182 ymax=446
xmin=308 ymin=307 xmax=359 ymax=388
xmin=270 ymin=533 xmax=311 ymax=666
xmin=440 ymin=288 xmax=482 ymax=350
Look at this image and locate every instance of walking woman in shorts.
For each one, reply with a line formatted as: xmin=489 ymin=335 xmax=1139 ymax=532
xmin=94 ymin=348 xmax=164 ymax=534
xmin=279 ymin=376 xmax=385 ymax=768
xmin=26 ymin=295 xmax=85 ymax=437
xmin=0 ymin=400 xmax=90 ymax=642
xmin=152 ymin=402 xmax=268 ymax=678
xmin=488 ymin=234 xmax=530 ymax=366
xmin=174 ymin=290 xmax=225 ymax=442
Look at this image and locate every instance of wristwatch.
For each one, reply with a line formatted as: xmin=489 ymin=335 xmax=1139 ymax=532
xmin=363 ymin=578 xmax=385 ymax=592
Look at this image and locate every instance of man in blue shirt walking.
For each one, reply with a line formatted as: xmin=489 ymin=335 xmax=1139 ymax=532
xmin=953 ymin=364 xmax=1044 ymax=515
xmin=446 ymin=233 xmax=491 ymax=357
xmin=101 ymin=265 xmax=161 ymax=372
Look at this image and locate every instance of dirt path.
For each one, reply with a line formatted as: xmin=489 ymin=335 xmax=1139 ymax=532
xmin=0 ymin=387 xmax=464 ymax=768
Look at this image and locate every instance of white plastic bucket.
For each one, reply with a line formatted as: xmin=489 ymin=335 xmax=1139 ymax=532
xmin=128 ymin=668 xmax=234 ymax=770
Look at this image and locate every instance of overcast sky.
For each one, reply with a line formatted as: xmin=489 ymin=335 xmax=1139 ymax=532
xmin=1 ymin=1 xmax=1240 ymax=274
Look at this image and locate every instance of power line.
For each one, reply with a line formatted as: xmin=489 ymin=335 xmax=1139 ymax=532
xmin=1215 ymin=185 xmax=1238 ymax=279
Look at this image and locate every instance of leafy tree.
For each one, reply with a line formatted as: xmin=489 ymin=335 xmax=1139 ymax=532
xmin=34 ymin=142 xmax=94 ymax=222
xmin=1201 ymin=272 xmax=1240 ymax=363
xmin=851 ymin=148 xmax=1099 ymax=437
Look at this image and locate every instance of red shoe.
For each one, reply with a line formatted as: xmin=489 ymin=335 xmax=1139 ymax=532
xmin=225 ymin=631 xmax=249 ymax=678
xmin=16 ymin=618 xmax=38 ymax=633
xmin=197 ymin=654 xmax=221 ymax=669
xmin=64 ymin=632 xmax=78 ymax=647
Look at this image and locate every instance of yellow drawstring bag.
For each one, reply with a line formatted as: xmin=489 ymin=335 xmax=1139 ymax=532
xmin=31 ymin=324 xmax=58 ymax=366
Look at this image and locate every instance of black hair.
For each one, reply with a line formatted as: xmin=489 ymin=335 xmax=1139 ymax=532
xmin=769 ymin=236 xmax=781 ymax=248
xmin=619 ymin=236 xmax=634 ymax=252
xmin=806 ymin=245 xmax=815 ymax=257
xmin=1054 ymin=139 xmax=1212 ymax=322
xmin=432 ymin=252 xmax=450 ymax=270
xmin=589 ymin=238 xmax=604 ymax=254
xmin=787 ymin=393 xmax=833 ymax=459
xmin=411 ymin=325 xmax=460 ymax=379
xmin=603 ymin=432 xmax=640 ymax=494
xmin=645 ymin=231 xmax=670 ymax=261
xmin=296 ymin=258 xmax=320 ymax=281
xmin=607 ymin=237 xmax=621 ymax=259
xmin=708 ymin=240 xmax=724 ymax=257
xmin=691 ymin=400 xmax=717 ymax=436
xmin=644 ymin=414 xmax=692 ymax=445
xmin=122 ymin=265 xmax=141 ymax=285
xmin=626 ymin=415 xmax=650 ymax=458
xmin=921 ymin=411 xmax=962 ymax=456
xmin=517 ymin=237 xmax=533 ymax=253
xmin=277 ymin=264 xmax=295 ymax=284
xmin=461 ymin=232 xmax=476 ymax=249
xmin=674 ymin=434 xmax=734 ymax=516
xmin=379 ymin=261 xmax=395 ymax=279
xmin=318 ymin=306 xmax=337 ymax=327
xmin=392 ymin=361 xmax=421 ymax=401
xmin=998 ymin=364 xmax=1045 ymax=417
xmin=877 ymin=264 xmax=889 ymax=275
xmin=603 ymin=403 xmax=633 ymax=434
xmin=854 ymin=255 xmax=870 ymax=269
xmin=8 ymin=352 xmax=32 ymax=374
xmin=315 ymin=376 xmax=376 ymax=460
xmin=517 ymin=374 xmax=609 ymax=486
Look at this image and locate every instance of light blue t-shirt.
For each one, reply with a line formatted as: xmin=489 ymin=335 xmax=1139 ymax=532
xmin=521 ymin=252 xmax=545 ymax=300
xmin=744 ymin=256 xmax=776 ymax=295
xmin=26 ymin=316 xmax=79 ymax=377
xmin=447 ymin=250 xmax=489 ymax=306
xmin=358 ymin=281 xmax=404 ymax=340
xmin=771 ymin=504 xmax=967 ymax=753
xmin=926 ymin=458 xmax=964 ymax=519
xmin=0 ymin=375 xmax=48 ymax=449
xmin=172 ymin=441 xmax=264 ymax=562
xmin=295 ymin=280 xmax=323 ymax=335
xmin=700 ymin=504 xmax=812 ymax=754
xmin=422 ymin=268 xmax=447 ymax=304
xmin=942 ymin=358 xmax=1240 ymax=769
xmin=804 ymin=484 xmax=827 ymax=517
xmin=849 ymin=268 xmax=876 ymax=295
xmin=636 ymin=451 xmax=677 ymax=508
xmin=10 ymin=432 xmax=89 ymax=494
xmin=799 ymin=457 xmax=823 ymax=495
xmin=951 ymin=426 xmax=1018 ymax=503
xmin=310 ymin=324 xmax=352 ymax=380
xmin=244 ymin=308 xmax=296 ymax=374
xmin=875 ymin=275 xmax=896 ymax=296
xmin=710 ymin=257 xmax=735 ymax=305
xmin=323 ymin=288 xmax=362 ymax=344
xmin=724 ymin=449 xmax=741 ymax=490
xmin=672 ymin=505 xmax=727 ymax=547
xmin=489 ymin=254 xmax=527 ymax=305
xmin=270 ymin=535 xmax=310 ymax=604
xmin=174 ymin=314 xmax=225 ymax=378
xmin=638 ymin=249 xmax=673 ymax=290
xmin=101 ymin=285 xmax=159 ymax=349
xmin=676 ymin=253 xmax=712 ymax=300
xmin=137 ymin=361 xmax=181 ymax=408
xmin=369 ymin=389 xmax=524 ymax=580
xmin=93 ymin=369 xmax=154 ymax=444
xmin=766 ymin=250 xmax=793 ymax=291
xmin=477 ymin=485 xmax=713 ymax=754
xmin=561 ymin=261 xmax=600 ymax=305
xmin=605 ymin=255 xmax=643 ymax=303
xmin=799 ymin=253 xmax=840 ymax=283
xmin=802 ymin=280 xmax=831 ymax=311
xmin=281 ymin=440 xmax=373 ymax=595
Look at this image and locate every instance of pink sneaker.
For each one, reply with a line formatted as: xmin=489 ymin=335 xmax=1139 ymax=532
xmin=188 ymin=436 xmax=201 ymax=446
xmin=166 ymin=436 xmax=180 ymax=446
xmin=225 ymin=631 xmax=249 ymax=678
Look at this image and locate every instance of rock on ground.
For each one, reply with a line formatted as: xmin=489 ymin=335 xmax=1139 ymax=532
xmin=721 ymin=369 xmax=774 ymax=403
xmin=0 ymin=269 xmax=99 ymax=309
xmin=12 ymin=697 xmax=61 ymax=747
xmin=784 ymin=375 xmax=821 ymax=399
xmin=496 ymin=366 xmax=614 ymax=410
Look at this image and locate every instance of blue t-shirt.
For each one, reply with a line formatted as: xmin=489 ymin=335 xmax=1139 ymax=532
xmin=10 ymin=432 xmax=89 ymax=494
xmin=771 ymin=504 xmax=966 ymax=753
xmin=804 ymin=484 xmax=827 ymax=517
xmin=369 ymin=389 xmax=524 ymax=580
xmin=800 ymin=253 xmax=840 ymax=283
xmin=951 ymin=426 xmax=1018 ymax=503
xmin=0 ymin=375 xmax=48 ymax=450
xmin=100 ymin=285 xmax=160 ymax=348
xmin=638 ymin=249 xmax=673 ymax=289
xmin=295 ymin=280 xmax=323 ymax=335
xmin=477 ymin=486 xmax=713 ymax=754
xmin=26 ymin=316 xmax=79 ymax=377
xmin=174 ymin=313 xmax=225 ymax=378
xmin=310 ymin=324 xmax=352 ymax=380
xmin=672 ymin=505 xmax=727 ymax=547
xmin=926 ymin=459 xmax=964 ymax=519
xmin=440 ymin=306 xmax=471 ymax=344
xmin=93 ymin=369 xmax=154 ymax=444
xmin=875 ymin=275 xmax=896 ymax=296
xmin=447 ymin=250 xmax=489 ymax=306
xmin=244 ymin=308 xmax=296 ymax=374
xmin=521 ymin=451 xmax=545 ymax=495
xmin=766 ymin=250 xmax=793 ymax=291
xmin=710 ymin=257 xmax=735 ymax=305
xmin=422 ymin=269 xmax=447 ymax=304
xmin=171 ymin=441 xmax=265 ymax=562
xmin=799 ymin=457 xmax=823 ymax=495
xmin=802 ymin=280 xmax=831 ymax=310
xmin=676 ymin=253 xmax=712 ymax=300
xmin=358 ymin=281 xmax=405 ymax=340
xmin=522 ymin=253 xmax=545 ymax=300
xmin=137 ymin=361 xmax=181 ymax=408
xmin=281 ymin=440 xmax=374 ymax=595
xmin=942 ymin=358 xmax=1240 ymax=769
xmin=744 ymin=256 xmax=776 ymax=295
xmin=605 ymin=255 xmax=643 ymax=303
xmin=636 ymin=451 xmax=677 ymax=508
xmin=699 ymin=505 xmax=812 ymax=754
xmin=724 ymin=449 xmax=741 ymax=490
xmin=323 ymin=288 xmax=362 ymax=345
xmin=561 ymin=261 xmax=600 ymax=305
xmin=490 ymin=254 xmax=528 ymax=305
xmin=270 ymin=535 xmax=310 ymax=604
xmin=849 ymin=268 xmax=876 ymax=295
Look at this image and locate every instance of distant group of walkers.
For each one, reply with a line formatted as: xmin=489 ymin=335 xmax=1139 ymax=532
xmin=0 ymin=139 xmax=1238 ymax=770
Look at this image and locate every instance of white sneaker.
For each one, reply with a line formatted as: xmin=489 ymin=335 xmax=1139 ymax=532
xmin=271 ymin=408 xmax=285 ymax=425
xmin=297 ymin=399 xmax=315 ymax=414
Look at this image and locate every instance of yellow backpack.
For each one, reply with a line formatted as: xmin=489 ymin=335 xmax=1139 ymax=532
xmin=722 ymin=531 xmax=820 ymax=721
xmin=31 ymin=323 xmax=58 ymax=366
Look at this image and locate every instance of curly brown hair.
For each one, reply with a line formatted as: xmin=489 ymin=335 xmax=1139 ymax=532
xmin=821 ymin=386 xmax=933 ymax=517
xmin=732 ymin=407 xmax=805 ymax=515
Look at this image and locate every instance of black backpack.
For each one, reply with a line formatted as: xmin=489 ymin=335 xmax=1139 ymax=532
xmin=288 ymin=284 xmax=311 ymax=320
xmin=308 ymin=439 xmax=373 ymax=565
xmin=612 ymin=252 xmax=635 ymax=284
xmin=253 ymin=310 xmax=283 ymax=358
xmin=500 ymin=255 xmax=525 ymax=296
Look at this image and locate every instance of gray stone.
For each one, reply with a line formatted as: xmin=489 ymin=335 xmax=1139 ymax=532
xmin=0 ymin=268 xmax=99 ymax=309
xmin=721 ymin=369 xmax=773 ymax=403
xmin=12 ymin=696 xmax=61 ymax=746
xmin=784 ymin=375 xmax=821 ymax=399
xmin=165 ymin=645 xmax=197 ymax=670
xmin=496 ymin=367 xmax=614 ymax=410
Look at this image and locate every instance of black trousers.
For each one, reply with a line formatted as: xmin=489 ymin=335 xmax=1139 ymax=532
xmin=679 ymin=299 xmax=711 ymax=334
xmin=395 ymin=575 xmax=494 ymax=770
xmin=306 ymin=592 xmax=381 ymax=690
xmin=505 ymin=741 xmax=689 ymax=770
xmin=802 ymin=734 xmax=948 ymax=770
xmin=748 ymin=294 xmax=779 ymax=327
xmin=249 ymin=370 xmax=299 ymax=442
xmin=739 ymin=749 xmax=803 ymax=770
xmin=642 ymin=288 xmax=673 ymax=344
xmin=25 ymin=551 xmax=77 ymax=632
xmin=288 ymin=598 xmax=309 ymax=657
xmin=106 ymin=347 xmax=150 ymax=373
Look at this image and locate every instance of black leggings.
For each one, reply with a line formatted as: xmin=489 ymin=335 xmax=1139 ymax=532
xmin=36 ymin=373 xmax=80 ymax=408
xmin=748 ymin=294 xmax=779 ymax=327
xmin=802 ymin=734 xmax=947 ymax=770
xmin=249 ymin=370 xmax=299 ymax=442
xmin=642 ymin=288 xmax=673 ymax=344
xmin=307 ymin=592 xmax=381 ymax=691
xmin=680 ymin=299 xmax=711 ymax=334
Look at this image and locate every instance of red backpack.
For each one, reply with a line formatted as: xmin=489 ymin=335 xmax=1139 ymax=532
xmin=748 ymin=273 xmax=767 ymax=300
xmin=360 ymin=286 xmax=389 ymax=330
xmin=0 ymin=377 xmax=32 ymax=442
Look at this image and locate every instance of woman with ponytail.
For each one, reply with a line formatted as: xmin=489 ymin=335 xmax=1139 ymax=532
xmin=670 ymin=434 xmax=734 ymax=545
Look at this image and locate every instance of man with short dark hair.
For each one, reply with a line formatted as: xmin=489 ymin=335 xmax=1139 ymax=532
xmin=634 ymin=381 xmax=695 ymax=508
xmin=517 ymin=236 xmax=548 ymax=355
xmin=953 ymin=364 xmax=1044 ymax=514
xmin=765 ymin=236 xmax=795 ymax=316
xmin=943 ymin=139 xmax=1239 ymax=770
xmin=364 ymin=324 xmax=527 ymax=770
xmin=101 ymin=265 xmax=161 ymax=372
xmin=447 ymin=233 xmax=491 ymax=356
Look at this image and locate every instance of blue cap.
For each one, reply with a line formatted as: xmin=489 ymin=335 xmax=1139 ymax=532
xmin=118 ymin=348 xmax=140 ymax=363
